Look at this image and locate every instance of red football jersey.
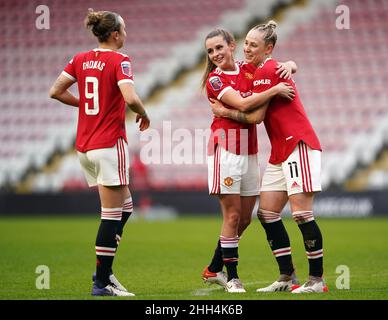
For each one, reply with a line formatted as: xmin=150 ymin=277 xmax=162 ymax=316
xmin=206 ymin=61 xmax=258 ymax=155
xmin=62 ymin=48 xmax=134 ymax=152
xmin=252 ymin=58 xmax=321 ymax=164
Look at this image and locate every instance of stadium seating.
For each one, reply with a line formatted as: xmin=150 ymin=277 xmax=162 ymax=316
xmin=274 ymin=0 xmax=388 ymax=186
xmin=2 ymin=0 xmax=387 ymax=192
xmin=123 ymin=0 xmax=387 ymax=191
xmin=0 ymin=0 xmax=256 ymax=188
xmin=133 ymin=0 xmax=388 ymax=190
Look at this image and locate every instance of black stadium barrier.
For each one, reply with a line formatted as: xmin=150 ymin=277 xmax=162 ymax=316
xmin=0 ymin=189 xmax=388 ymax=216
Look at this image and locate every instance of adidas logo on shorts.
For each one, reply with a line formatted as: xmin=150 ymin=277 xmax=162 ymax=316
xmin=291 ymin=181 xmax=300 ymax=188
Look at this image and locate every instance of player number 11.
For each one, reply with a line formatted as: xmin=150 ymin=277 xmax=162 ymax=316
xmin=85 ymin=76 xmax=99 ymax=115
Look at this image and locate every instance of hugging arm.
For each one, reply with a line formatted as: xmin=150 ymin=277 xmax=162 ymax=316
xmin=220 ymin=81 xmax=293 ymax=113
xmin=211 ymin=99 xmax=269 ymax=124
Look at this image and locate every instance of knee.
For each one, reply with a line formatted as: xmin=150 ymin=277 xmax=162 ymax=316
xmin=292 ymin=210 xmax=314 ymax=224
xmin=257 ymin=208 xmax=281 ymax=223
xmin=225 ymin=212 xmax=240 ymax=229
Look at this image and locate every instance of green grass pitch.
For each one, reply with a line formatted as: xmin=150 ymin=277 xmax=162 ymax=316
xmin=0 ymin=215 xmax=387 ymax=300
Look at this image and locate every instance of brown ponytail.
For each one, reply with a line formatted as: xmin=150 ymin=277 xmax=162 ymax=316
xmin=85 ymin=8 xmax=121 ymax=43
xmin=201 ymin=29 xmax=235 ymax=90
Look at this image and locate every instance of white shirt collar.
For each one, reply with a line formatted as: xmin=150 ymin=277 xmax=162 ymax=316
xmin=93 ymin=48 xmax=113 ymax=52
xmin=218 ymin=63 xmax=240 ymax=75
xmin=259 ymin=56 xmax=272 ymax=68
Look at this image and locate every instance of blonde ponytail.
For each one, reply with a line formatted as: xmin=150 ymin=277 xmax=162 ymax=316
xmin=252 ymin=20 xmax=278 ymax=47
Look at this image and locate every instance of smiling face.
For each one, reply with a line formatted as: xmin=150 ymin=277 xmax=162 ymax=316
xmin=243 ymin=29 xmax=273 ymax=66
xmin=205 ymin=35 xmax=236 ymax=71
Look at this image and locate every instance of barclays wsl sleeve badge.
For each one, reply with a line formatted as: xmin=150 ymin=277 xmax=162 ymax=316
xmin=209 ymin=76 xmax=223 ymax=91
xmin=121 ymin=61 xmax=132 ymax=77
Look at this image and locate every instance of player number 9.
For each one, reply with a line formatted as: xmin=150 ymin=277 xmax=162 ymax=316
xmin=85 ymin=76 xmax=99 ymax=115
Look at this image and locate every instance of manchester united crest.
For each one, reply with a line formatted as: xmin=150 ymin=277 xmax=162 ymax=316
xmin=245 ymin=72 xmax=253 ymax=80
xmin=224 ymin=177 xmax=234 ymax=187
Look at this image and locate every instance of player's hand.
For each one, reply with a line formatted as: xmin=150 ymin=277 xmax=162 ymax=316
xmin=276 ymin=62 xmax=292 ymax=80
xmin=275 ymin=82 xmax=295 ymax=100
xmin=136 ymin=113 xmax=150 ymax=131
xmin=210 ymin=98 xmax=226 ymax=117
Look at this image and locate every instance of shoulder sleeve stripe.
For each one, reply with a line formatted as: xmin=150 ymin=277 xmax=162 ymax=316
xmin=118 ymin=79 xmax=134 ymax=86
xmin=61 ymin=71 xmax=76 ymax=81
xmin=117 ymin=52 xmax=129 ymax=58
xmin=217 ymin=86 xmax=232 ymax=100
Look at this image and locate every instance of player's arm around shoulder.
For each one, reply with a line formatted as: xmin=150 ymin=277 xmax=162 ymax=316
xmin=253 ymin=60 xmax=295 ymax=101
xmin=206 ymin=71 xmax=270 ymax=114
xmin=276 ymin=60 xmax=298 ymax=80
xmin=220 ymin=64 xmax=293 ymax=113
xmin=219 ymin=83 xmax=279 ymax=113
xmin=210 ymin=98 xmax=268 ymax=124
xmin=211 ymin=61 xmax=295 ymax=124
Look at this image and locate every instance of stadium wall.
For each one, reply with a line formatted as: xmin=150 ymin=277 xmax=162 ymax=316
xmin=0 ymin=190 xmax=387 ymax=217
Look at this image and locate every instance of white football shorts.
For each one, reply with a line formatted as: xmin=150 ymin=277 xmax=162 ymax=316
xmin=77 ymin=137 xmax=130 ymax=187
xmin=208 ymin=145 xmax=260 ymax=196
xmin=261 ymin=141 xmax=322 ymax=196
